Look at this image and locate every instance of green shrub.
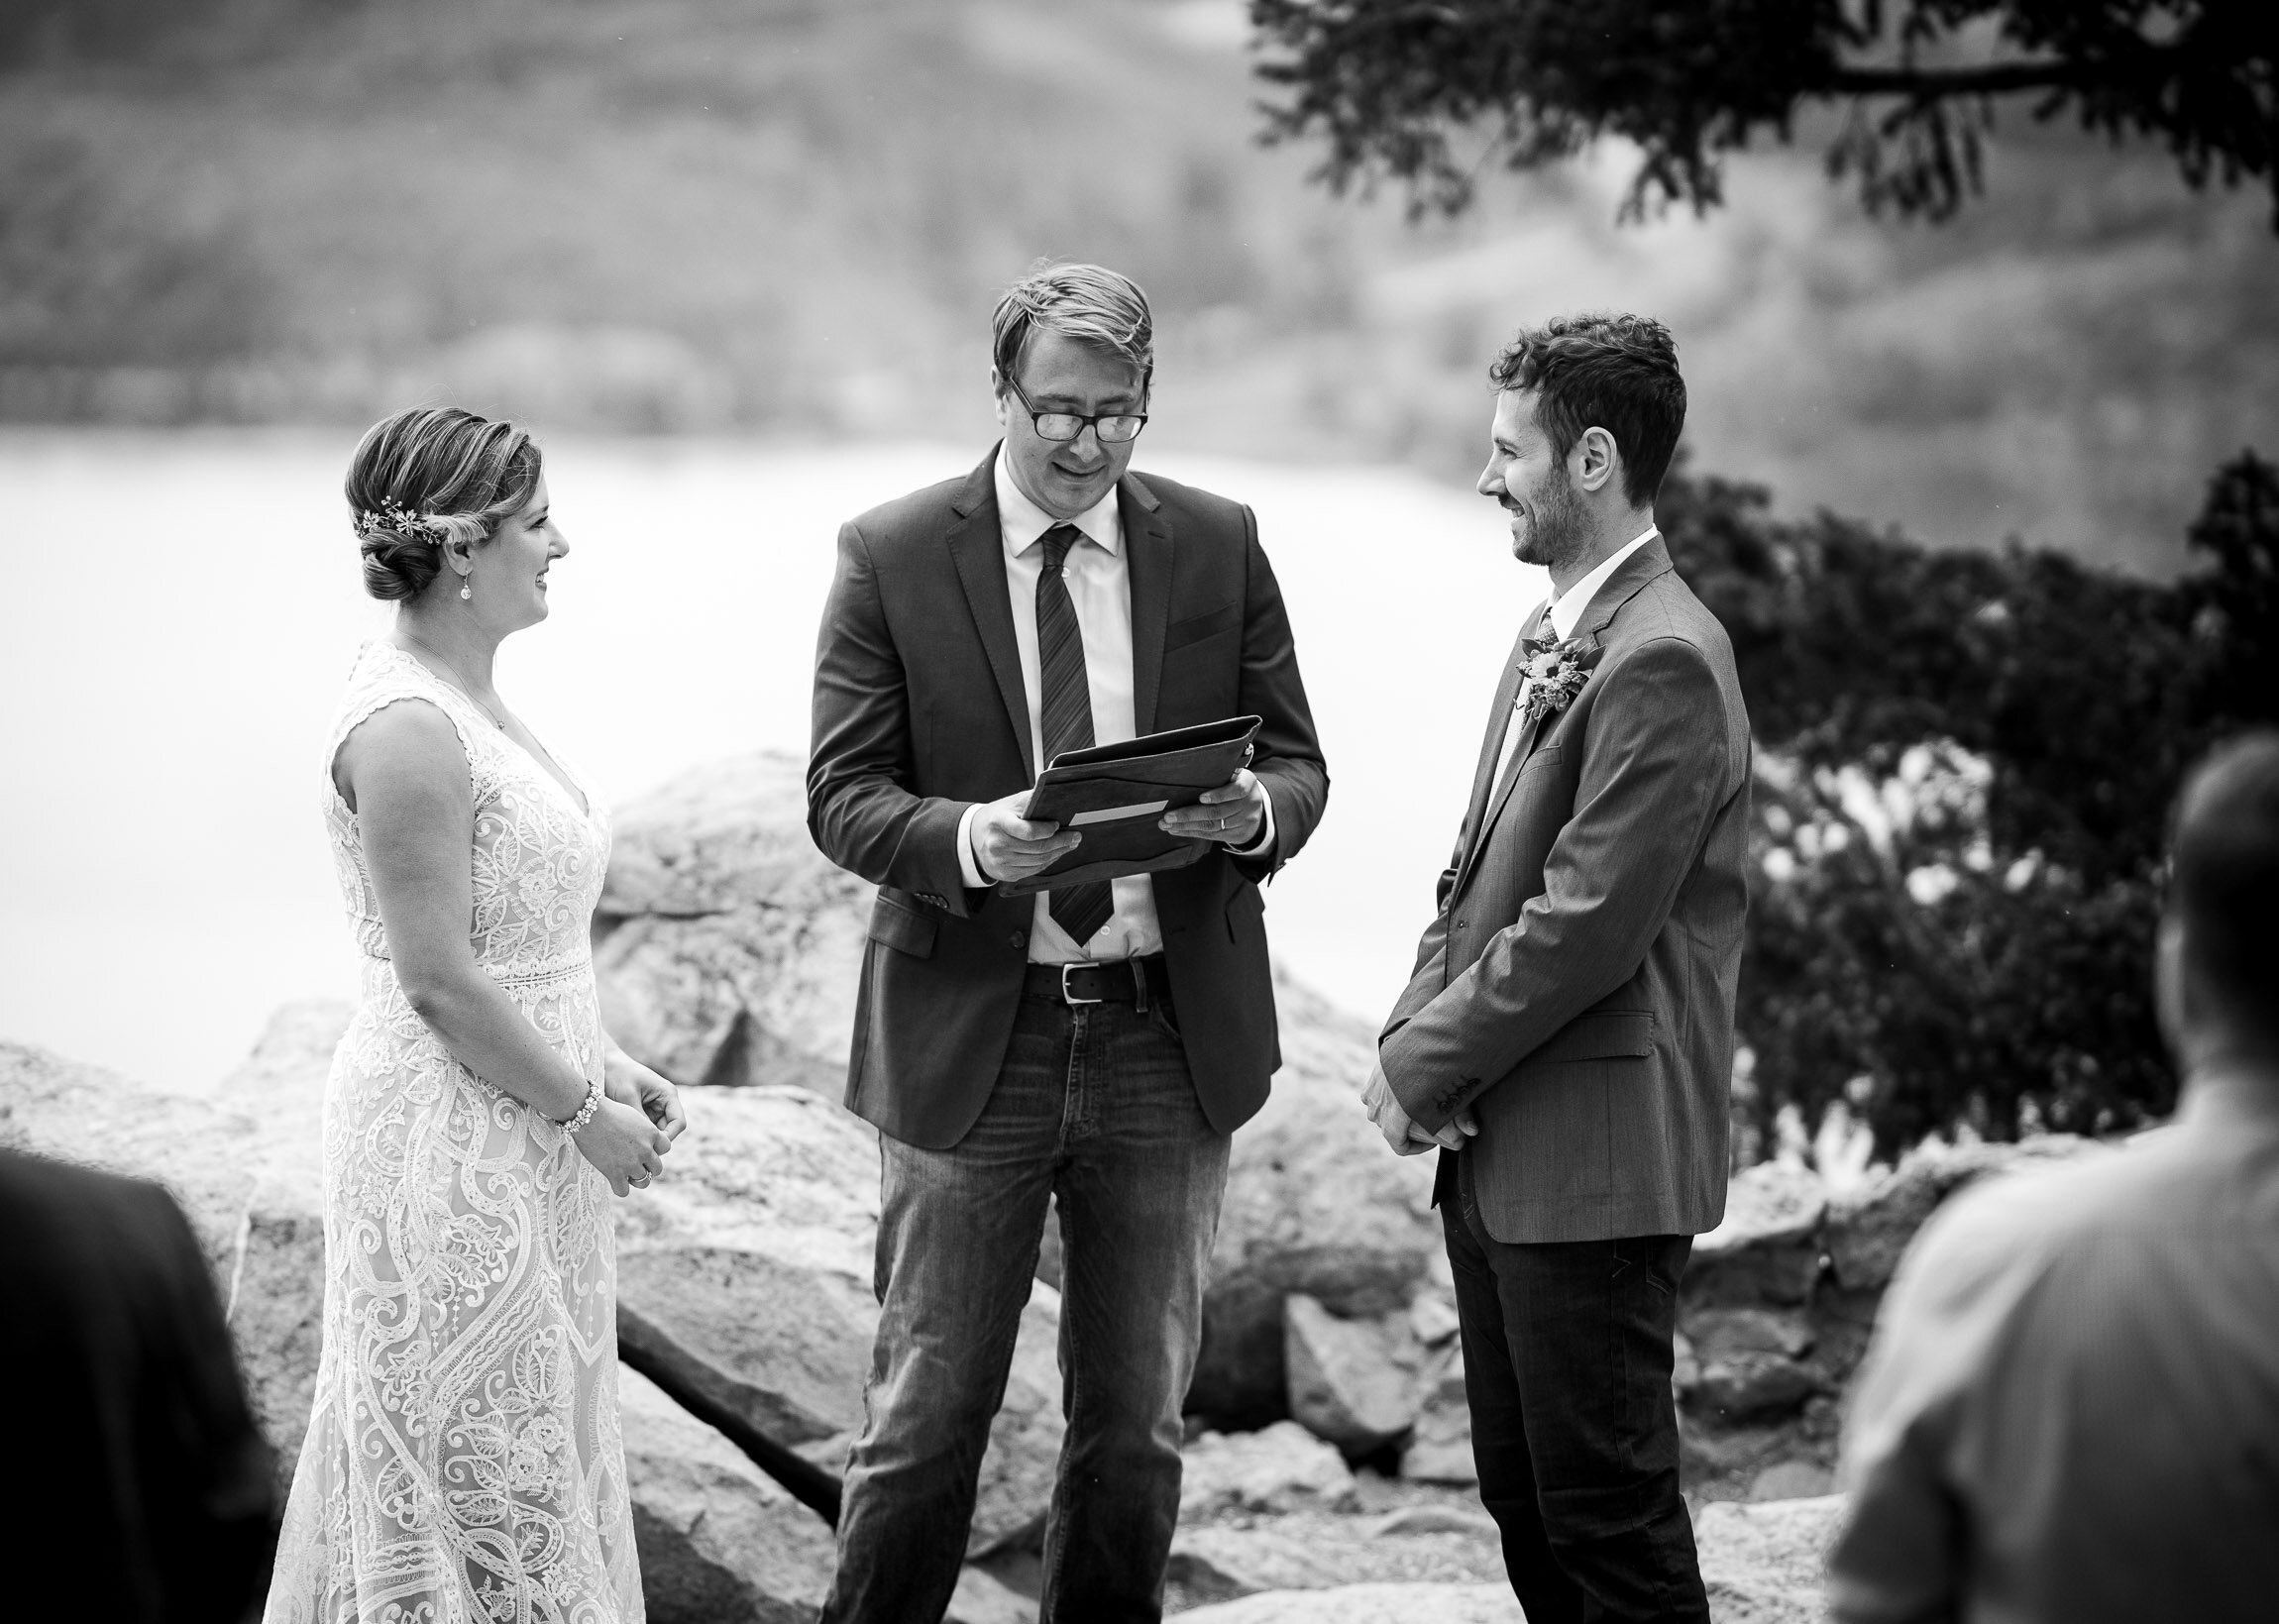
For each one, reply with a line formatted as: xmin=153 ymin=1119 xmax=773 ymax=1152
xmin=1663 ymin=452 xmax=2279 ymax=1153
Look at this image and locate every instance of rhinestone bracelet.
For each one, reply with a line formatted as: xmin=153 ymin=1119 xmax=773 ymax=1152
xmin=560 ymin=1079 xmax=603 ymax=1134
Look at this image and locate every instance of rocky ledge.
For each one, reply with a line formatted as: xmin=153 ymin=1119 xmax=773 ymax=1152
xmin=0 ymin=750 xmax=2114 ymax=1619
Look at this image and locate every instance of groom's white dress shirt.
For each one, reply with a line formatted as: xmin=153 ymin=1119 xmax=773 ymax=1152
xmin=955 ymin=448 xmax=1273 ymax=964
xmin=1489 ymin=523 xmax=1661 ymax=797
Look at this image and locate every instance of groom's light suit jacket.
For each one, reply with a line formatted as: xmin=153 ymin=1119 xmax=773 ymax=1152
xmin=1381 ymin=534 xmax=1751 ymax=1244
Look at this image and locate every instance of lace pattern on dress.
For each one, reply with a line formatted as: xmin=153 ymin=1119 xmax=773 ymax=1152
xmin=266 ymin=641 xmax=641 ymax=1624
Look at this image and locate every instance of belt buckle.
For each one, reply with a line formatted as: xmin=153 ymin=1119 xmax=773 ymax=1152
xmin=1060 ymin=962 xmax=1104 ymax=1006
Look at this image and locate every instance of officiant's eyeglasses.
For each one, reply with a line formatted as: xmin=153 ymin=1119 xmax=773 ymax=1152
xmin=1005 ymin=375 xmax=1148 ymax=444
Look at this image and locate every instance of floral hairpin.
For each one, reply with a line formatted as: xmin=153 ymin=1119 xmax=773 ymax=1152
xmin=354 ymin=498 xmax=449 ymax=544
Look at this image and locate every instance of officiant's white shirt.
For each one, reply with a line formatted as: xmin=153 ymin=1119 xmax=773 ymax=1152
xmin=1491 ymin=524 xmax=1661 ymax=795
xmin=955 ymin=448 xmax=1273 ymax=964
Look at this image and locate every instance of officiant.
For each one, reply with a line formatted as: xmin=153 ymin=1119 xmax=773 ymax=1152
xmin=806 ymin=259 xmax=1328 ymax=1623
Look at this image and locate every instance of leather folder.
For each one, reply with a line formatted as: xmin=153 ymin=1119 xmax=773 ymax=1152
xmin=997 ymin=714 xmax=1263 ymax=896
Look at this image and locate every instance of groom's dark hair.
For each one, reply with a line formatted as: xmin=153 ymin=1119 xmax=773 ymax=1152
xmin=1489 ymin=314 xmax=1685 ymax=506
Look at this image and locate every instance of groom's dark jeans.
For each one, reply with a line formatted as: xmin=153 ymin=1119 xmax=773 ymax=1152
xmin=1447 ymin=1151 xmax=1709 ymax=1623
xmin=820 ymin=984 xmax=1231 ymax=1624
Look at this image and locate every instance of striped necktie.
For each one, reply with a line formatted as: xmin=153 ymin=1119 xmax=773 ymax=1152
xmin=1036 ymin=523 xmax=1115 ymax=947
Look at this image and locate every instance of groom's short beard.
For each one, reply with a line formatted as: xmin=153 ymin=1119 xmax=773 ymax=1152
xmin=1515 ymin=464 xmax=1589 ymax=574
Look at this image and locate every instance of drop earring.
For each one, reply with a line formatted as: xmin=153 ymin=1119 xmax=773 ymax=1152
xmin=460 ymin=576 xmax=473 ymax=601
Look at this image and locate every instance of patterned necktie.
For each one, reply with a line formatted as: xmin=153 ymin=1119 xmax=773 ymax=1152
xmin=1520 ymin=602 xmax=1563 ymax=662
xmin=1035 ymin=523 xmax=1115 ymax=948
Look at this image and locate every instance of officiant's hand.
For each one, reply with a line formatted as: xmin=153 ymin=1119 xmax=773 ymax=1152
xmin=973 ymin=790 xmax=1082 ymax=884
xmin=1159 ymin=769 xmax=1266 ymax=848
xmin=1363 ymin=1061 xmax=1477 ymax=1155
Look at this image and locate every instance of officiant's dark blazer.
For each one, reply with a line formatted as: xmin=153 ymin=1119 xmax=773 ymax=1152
xmin=809 ymin=448 xmax=1328 ymax=1149
xmin=1380 ymin=534 xmax=1751 ymax=1244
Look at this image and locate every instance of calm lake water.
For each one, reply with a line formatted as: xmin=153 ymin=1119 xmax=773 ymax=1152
xmin=0 ymin=428 xmax=1546 ymax=1092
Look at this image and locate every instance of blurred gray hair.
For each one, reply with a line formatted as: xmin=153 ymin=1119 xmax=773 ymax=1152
xmin=991 ymin=260 xmax=1153 ymax=389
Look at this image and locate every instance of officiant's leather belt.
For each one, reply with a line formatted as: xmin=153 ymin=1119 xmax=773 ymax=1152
xmin=1024 ymin=954 xmax=1173 ymax=1011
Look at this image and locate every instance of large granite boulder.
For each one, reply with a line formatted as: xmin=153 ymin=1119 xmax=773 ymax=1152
xmin=1176 ymin=1583 xmax=1523 ymax=1623
xmin=614 ymin=1084 xmax=880 ymax=1445
xmin=210 ymin=999 xmax=352 ymax=1473
xmin=1398 ymin=1344 xmax=1475 ymax=1485
xmin=593 ymin=752 xmax=870 ymax=1094
xmin=1696 ymin=1494 xmax=1846 ymax=1623
xmin=619 ymin=1364 xmax=837 ymax=1624
xmin=1821 ymin=1137 xmax=2110 ymax=1292
xmin=1169 ymin=1526 xmax=1366 ymax=1603
xmin=0 ymin=1040 xmax=263 ymax=1288
xmin=1677 ymin=1138 xmax=2112 ymax=1501
xmin=945 ymin=1567 xmax=1040 ymax=1624
xmin=0 ymin=1009 xmax=349 ymax=1487
xmin=1685 ymin=1160 xmax=1828 ymax=1310
xmin=1190 ymin=972 xmax=1442 ymax=1427
xmin=1178 ymin=1422 xmax=1359 ymax=1519
xmin=1282 ymin=1293 xmax=1426 ymax=1457
xmin=589 ymin=752 xmax=1448 ymax=1435
xmin=1684 ymin=1306 xmax=1820 ymax=1422
xmin=1160 ymin=1492 xmax=1841 ymax=1622
xmin=615 ymin=1082 xmax=1066 ymax=1557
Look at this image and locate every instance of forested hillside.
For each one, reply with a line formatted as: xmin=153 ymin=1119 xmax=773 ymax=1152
xmin=4 ymin=0 xmax=2276 ymax=569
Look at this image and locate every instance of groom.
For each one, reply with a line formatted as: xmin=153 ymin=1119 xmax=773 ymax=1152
xmin=807 ymin=261 xmax=1328 ymax=1622
xmin=1365 ymin=313 xmax=1750 ymax=1621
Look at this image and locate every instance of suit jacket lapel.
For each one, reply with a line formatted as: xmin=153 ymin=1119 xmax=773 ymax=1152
xmin=1452 ymin=536 xmax=1682 ymax=900
xmin=945 ymin=447 xmax=1034 ymax=781
xmin=1579 ymin=532 xmax=1676 ymax=641
xmin=1466 ymin=699 xmax=1552 ymax=885
xmin=1453 ymin=608 xmax=1546 ymax=901
xmin=1121 ymin=473 xmax=1172 ymax=737
xmin=1457 ymin=623 xmax=1533 ymax=848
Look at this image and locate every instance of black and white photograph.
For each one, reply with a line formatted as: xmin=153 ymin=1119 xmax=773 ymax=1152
xmin=2 ymin=2 xmax=2275 ymax=1621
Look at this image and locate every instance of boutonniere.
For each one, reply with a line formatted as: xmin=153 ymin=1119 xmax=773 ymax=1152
xmin=1517 ymin=635 xmax=1599 ymax=726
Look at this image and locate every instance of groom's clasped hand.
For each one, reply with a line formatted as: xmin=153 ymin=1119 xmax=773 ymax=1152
xmin=1362 ymin=1059 xmax=1477 ymax=1154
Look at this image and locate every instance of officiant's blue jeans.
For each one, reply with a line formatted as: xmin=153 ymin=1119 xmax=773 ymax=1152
xmin=820 ymin=990 xmax=1231 ymax=1624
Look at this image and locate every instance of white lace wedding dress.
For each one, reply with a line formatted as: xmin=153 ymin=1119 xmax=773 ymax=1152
xmin=267 ymin=642 xmax=643 ymax=1624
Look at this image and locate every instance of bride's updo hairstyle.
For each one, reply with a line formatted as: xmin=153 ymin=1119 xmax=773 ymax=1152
xmin=345 ymin=406 xmax=543 ymax=601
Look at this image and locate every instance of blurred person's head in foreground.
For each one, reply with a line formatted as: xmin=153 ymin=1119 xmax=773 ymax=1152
xmin=1826 ymin=730 xmax=2279 ymax=1624
xmin=2160 ymin=727 xmax=2279 ymax=1077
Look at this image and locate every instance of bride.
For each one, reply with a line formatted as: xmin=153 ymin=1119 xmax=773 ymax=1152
xmin=267 ymin=406 xmax=684 ymax=1624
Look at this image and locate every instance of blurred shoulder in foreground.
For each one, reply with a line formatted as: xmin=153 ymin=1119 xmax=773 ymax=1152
xmin=0 ymin=1146 xmax=276 ymax=1623
xmin=1829 ymin=730 xmax=2279 ymax=1624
